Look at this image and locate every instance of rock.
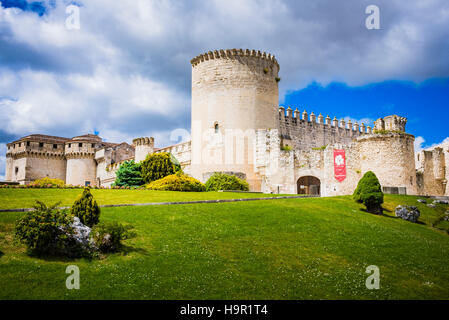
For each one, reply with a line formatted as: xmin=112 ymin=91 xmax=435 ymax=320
xmin=427 ymin=204 xmax=436 ymax=208
xmin=395 ymin=205 xmax=420 ymax=223
xmin=433 ymin=199 xmax=449 ymax=205
xmin=417 ymin=199 xmax=427 ymax=204
xmin=70 ymin=217 xmax=94 ymax=249
xmin=98 ymin=233 xmax=115 ymax=252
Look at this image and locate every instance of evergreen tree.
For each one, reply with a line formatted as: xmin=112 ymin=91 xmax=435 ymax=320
xmin=141 ymin=152 xmax=181 ymax=184
xmin=71 ymin=187 xmax=101 ymax=227
xmin=353 ymin=171 xmax=384 ymax=214
xmin=114 ymin=160 xmax=143 ymax=187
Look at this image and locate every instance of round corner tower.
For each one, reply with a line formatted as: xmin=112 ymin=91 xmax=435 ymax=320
xmin=356 ymin=116 xmax=417 ymax=195
xmin=190 ymin=49 xmax=280 ymax=190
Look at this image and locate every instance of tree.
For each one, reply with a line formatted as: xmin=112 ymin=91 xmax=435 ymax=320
xmin=113 ymin=160 xmax=143 ymax=187
xmin=71 ymin=187 xmax=101 ymax=227
xmin=140 ymin=152 xmax=181 ymax=184
xmin=353 ymin=171 xmax=384 ymax=214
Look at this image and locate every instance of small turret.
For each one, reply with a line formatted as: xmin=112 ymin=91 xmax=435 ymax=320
xmin=133 ymin=137 xmax=154 ymax=162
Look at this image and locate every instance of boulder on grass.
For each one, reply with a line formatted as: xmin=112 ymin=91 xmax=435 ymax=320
xmin=433 ymin=199 xmax=449 ymax=205
xmin=71 ymin=217 xmax=95 ymax=249
xmin=417 ymin=199 xmax=427 ymax=204
xmin=395 ymin=205 xmax=420 ymax=223
xmin=427 ymin=204 xmax=436 ymax=208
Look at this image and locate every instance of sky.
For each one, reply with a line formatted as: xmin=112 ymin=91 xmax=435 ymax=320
xmin=0 ymin=0 xmax=448 ymax=180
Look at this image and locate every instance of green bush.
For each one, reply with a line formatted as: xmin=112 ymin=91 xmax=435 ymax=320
xmin=15 ymin=201 xmax=79 ymax=256
xmin=91 ymin=222 xmax=133 ymax=253
xmin=30 ymin=177 xmax=65 ymax=188
xmin=71 ymin=187 xmax=101 ymax=227
xmin=140 ymin=152 xmax=181 ymax=184
xmin=205 ymin=173 xmax=249 ymax=192
xmin=353 ymin=171 xmax=384 ymax=214
xmin=146 ymin=172 xmax=205 ymax=192
xmin=113 ymin=160 xmax=143 ymax=187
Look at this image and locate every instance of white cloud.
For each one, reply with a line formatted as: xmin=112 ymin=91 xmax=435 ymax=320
xmin=414 ymin=136 xmax=425 ymax=153
xmin=0 ymin=0 xmax=448 ymax=148
xmin=0 ymin=144 xmax=6 ymax=181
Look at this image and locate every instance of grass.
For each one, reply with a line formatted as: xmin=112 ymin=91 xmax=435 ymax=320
xmin=0 ymin=193 xmax=448 ymax=299
xmin=0 ymin=188 xmax=290 ymax=210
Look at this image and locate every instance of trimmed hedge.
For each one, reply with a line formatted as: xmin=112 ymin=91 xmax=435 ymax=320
xmin=146 ymin=172 xmax=205 ymax=192
xmin=353 ymin=171 xmax=384 ymax=214
xmin=141 ymin=152 xmax=181 ymax=184
xmin=205 ymin=173 xmax=249 ymax=192
xmin=30 ymin=177 xmax=65 ymax=188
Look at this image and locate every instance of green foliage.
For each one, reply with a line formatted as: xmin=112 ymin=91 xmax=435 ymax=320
xmin=205 ymin=173 xmax=249 ymax=192
xmin=275 ymin=77 xmax=281 ymax=82
xmin=146 ymin=172 xmax=205 ymax=192
xmin=31 ymin=177 xmax=65 ymax=188
xmin=71 ymin=187 xmax=101 ymax=227
xmin=312 ymin=145 xmax=328 ymax=151
xmin=353 ymin=171 xmax=384 ymax=214
xmin=113 ymin=160 xmax=143 ymax=187
xmin=91 ymin=221 xmax=133 ymax=253
xmin=281 ymin=145 xmax=292 ymax=151
xmin=14 ymin=201 xmax=77 ymax=256
xmin=140 ymin=152 xmax=181 ymax=184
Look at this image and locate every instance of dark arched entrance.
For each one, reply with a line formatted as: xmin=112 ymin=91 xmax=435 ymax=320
xmin=297 ymin=176 xmax=321 ymax=195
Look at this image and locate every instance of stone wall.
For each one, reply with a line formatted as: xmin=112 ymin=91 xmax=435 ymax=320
xmin=416 ymin=141 xmax=448 ymax=196
xmin=278 ymin=108 xmax=370 ymax=152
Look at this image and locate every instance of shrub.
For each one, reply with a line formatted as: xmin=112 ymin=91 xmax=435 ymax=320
xmin=353 ymin=171 xmax=384 ymax=214
xmin=146 ymin=172 xmax=205 ymax=192
xmin=71 ymin=187 xmax=101 ymax=227
xmin=205 ymin=173 xmax=249 ymax=192
xmin=15 ymin=201 xmax=80 ymax=256
xmin=113 ymin=160 xmax=143 ymax=187
xmin=140 ymin=152 xmax=181 ymax=184
xmin=31 ymin=177 xmax=65 ymax=188
xmin=91 ymin=222 xmax=133 ymax=253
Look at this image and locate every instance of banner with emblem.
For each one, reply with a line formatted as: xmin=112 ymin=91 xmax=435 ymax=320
xmin=333 ymin=149 xmax=346 ymax=182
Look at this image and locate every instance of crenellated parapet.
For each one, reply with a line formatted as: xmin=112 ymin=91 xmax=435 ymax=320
xmin=374 ymin=115 xmax=407 ymax=132
xmin=191 ymin=49 xmax=279 ymax=69
xmin=278 ymin=107 xmax=372 ymax=134
xmin=133 ymin=137 xmax=154 ymax=147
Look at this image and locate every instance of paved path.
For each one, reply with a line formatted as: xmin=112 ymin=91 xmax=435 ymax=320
xmin=0 ymin=195 xmax=318 ymax=212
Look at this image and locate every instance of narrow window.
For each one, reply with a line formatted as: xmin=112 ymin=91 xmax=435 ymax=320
xmin=53 ymin=144 xmax=57 ymax=149
xmin=68 ymin=143 xmax=71 ymax=148
xmin=79 ymin=143 xmax=83 ymax=147
xmin=214 ymin=123 xmax=219 ymax=133
xmin=18 ymin=143 xmax=21 ymax=147
xmin=39 ymin=142 xmax=44 ymax=148
xmin=15 ymin=167 xmax=19 ymax=174
xmin=26 ymin=141 xmax=30 ymax=147
xmin=91 ymin=143 xmax=95 ymax=148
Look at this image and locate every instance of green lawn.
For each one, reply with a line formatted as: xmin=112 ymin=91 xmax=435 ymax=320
xmin=0 ymin=188 xmax=290 ymax=210
xmin=0 ymin=193 xmax=448 ymax=299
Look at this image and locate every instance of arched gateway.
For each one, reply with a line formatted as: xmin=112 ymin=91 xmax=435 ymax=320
xmin=297 ymin=176 xmax=321 ymax=196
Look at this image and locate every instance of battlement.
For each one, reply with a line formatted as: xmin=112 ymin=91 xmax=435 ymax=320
xmin=133 ymin=137 xmax=154 ymax=147
xmin=374 ymin=115 xmax=407 ymax=132
xmin=278 ymin=107 xmax=373 ymax=134
xmin=191 ymin=49 xmax=279 ymax=69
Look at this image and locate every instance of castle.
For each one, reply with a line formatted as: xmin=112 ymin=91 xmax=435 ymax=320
xmin=4 ymin=49 xmax=449 ymax=197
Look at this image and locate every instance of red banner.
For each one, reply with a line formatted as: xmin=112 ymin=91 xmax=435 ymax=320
xmin=334 ymin=149 xmax=346 ymax=182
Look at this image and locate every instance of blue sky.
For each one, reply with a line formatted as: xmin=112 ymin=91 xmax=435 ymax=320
xmin=283 ymin=78 xmax=449 ymax=145
xmin=0 ymin=0 xmax=448 ymax=179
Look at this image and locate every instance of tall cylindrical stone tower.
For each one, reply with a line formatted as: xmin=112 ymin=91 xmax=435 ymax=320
xmin=65 ymin=134 xmax=101 ymax=187
xmin=190 ymin=49 xmax=280 ymax=190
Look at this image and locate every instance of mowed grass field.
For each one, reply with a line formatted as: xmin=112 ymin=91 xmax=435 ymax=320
xmin=0 ymin=190 xmax=448 ymax=299
xmin=0 ymin=188 xmax=290 ymax=210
